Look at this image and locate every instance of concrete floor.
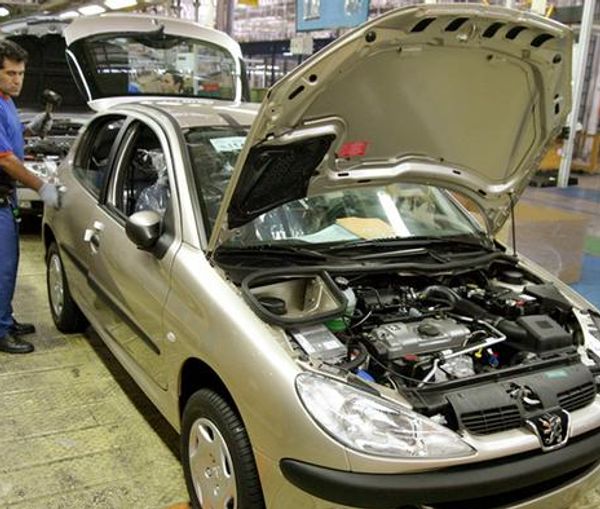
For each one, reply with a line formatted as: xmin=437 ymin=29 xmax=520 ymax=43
xmin=1 ymin=177 xmax=600 ymax=508
xmin=0 ymin=220 xmax=189 ymax=508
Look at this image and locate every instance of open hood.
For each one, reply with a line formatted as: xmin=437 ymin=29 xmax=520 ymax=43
xmin=63 ymin=14 xmax=246 ymax=111
xmin=209 ymin=4 xmax=572 ymax=251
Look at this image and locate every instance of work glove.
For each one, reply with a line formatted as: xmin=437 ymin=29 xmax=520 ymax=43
xmin=28 ymin=112 xmax=53 ymax=137
xmin=39 ymin=182 xmax=61 ymax=209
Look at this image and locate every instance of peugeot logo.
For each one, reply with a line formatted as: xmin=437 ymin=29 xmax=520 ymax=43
xmin=526 ymin=409 xmax=571 ymax=452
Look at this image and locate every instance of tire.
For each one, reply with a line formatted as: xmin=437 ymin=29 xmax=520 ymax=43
xmin=46 ymin=242 xmax=88 ymax=333
xmin=181 ymin=389 xmax=265 ymax=509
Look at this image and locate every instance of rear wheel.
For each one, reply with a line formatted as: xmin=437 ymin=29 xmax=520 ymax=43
xmin=46 ymin=242 xmax=88 ymax=333
xmin=181 ymin=389 xmax=265 ymax=509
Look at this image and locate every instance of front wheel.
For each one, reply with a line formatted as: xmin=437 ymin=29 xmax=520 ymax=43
xmin=46 ymin=242 xmax=88 ymax=333
xmin=181 ymin=389 xmax=265 ymax=509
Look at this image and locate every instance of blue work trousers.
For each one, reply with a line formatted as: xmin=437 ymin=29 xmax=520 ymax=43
xmin=0 ymin=202 xmax=18 ymax=338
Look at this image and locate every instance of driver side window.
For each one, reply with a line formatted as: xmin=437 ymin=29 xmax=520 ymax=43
xmin=112 ymin=123 xmax=171 ymax=218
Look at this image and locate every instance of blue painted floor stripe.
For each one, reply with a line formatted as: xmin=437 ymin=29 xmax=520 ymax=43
xmin=547 ymin=187 xmax=600 ymax=202
xmin=571 ymin=255 xmax=600 ymax=309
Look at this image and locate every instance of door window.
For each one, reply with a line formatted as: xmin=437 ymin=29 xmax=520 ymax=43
xmin=73 ymin=116 xmax=125 ymax=197
xmin=111 ymin=123 xmax=171 ymax=218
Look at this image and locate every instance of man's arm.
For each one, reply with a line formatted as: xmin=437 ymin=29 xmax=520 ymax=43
xmin=0 ymin=153 xmax=43 ymax=190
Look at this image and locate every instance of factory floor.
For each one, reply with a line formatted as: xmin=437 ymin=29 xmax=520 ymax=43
xmin=1 ymin=175 xmax=599 ymax=508
xmin=0 ymin=223 xmax=188 ymax=508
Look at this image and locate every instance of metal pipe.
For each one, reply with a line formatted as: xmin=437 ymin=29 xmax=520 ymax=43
xmin=558 ymin=0 xmax=597 ymax=187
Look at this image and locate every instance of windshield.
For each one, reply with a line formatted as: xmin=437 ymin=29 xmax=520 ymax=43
xmin=69 ymin=34 xmax=238 ymax=100
xmin=230 ymin=185 xmax=483 ymax=246
xmin=186 ymin=127 xmax=483 ymax=245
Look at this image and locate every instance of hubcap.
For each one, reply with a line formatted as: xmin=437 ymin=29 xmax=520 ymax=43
xmin=48 ymin=253 xmax=64 ymax=318
xmin=188 ymin=418 xmax=237 ymax=509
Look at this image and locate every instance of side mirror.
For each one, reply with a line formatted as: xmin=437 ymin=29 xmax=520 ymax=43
xmin=125 ymin=210 xmax=161 ymax=250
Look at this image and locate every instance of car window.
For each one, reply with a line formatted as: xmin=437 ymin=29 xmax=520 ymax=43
xmin=69 ymin=35 xmax=239 ymax=101
xmin=73 ymin=116 xmax=125 ymax=197
xmin=185 ymin=126 xmax=247 ymax=236
xmin=227 ymin=184 xmax=483 ymax=246
xmin=111 ymin=123 xmax=171 ymax=218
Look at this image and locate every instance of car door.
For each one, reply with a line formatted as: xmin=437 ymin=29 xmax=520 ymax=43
xmin=85 ymin=118 xmax=179 ymax=390
xmin=55 ymin=115 xmax=126 ymax=315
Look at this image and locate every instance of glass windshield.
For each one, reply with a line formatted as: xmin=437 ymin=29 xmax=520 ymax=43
xmin=70 ymin=34 xmax=238 ymax=100
xmin=230 ymin=185 xmax=482 ymax=246
xmin=186 ymin=127 xmax=483 ymax=245
xmin=186 ymin=126 xmax=247 ymax=234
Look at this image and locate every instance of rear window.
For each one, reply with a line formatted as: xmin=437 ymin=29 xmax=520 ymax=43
xmin=69 ymin=33 xmax=238 ymax=101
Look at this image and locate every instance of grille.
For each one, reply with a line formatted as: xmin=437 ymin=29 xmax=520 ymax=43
xmin=461 ymin=405 xmax=522 ymax=435
xmin=558 ymin=382 xmax=597 ymax=412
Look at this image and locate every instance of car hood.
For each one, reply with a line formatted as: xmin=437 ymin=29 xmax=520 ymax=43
xmin=208 ymin=4 xmax=572 ymax=251
xmin=62 ymin=13 xmax=245 ymax=110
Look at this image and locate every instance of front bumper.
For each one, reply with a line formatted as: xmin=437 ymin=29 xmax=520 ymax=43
xmin=280 ymin=430 xmax=600 ymax=508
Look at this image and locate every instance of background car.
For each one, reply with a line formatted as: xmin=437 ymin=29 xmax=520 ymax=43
xmin=0 ymin=17 xmax=91 ymax=215
xmin=44 ymin=6 xmax=600 ymax=509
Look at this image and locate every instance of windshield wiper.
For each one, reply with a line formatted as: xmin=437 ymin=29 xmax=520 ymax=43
xmin=216 ymin=244 xmax=334 ymax=262
xmin=321 ymin=234 xmax=495 ymax=255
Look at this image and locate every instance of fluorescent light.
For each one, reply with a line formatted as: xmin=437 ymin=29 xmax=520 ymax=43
xmin=0 ymin=7 xmax=10 ymax=17
xmin=78 ymin=4 xmax=106 ymax=15
xmin=59 ymin=11 xmax=80 ymax=18
xmin=105 ymin=0 xmax=137 ymax=8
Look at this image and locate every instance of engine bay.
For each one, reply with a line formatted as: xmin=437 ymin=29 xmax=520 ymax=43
xmin=243 ymin=260 xmax=600 ymax=437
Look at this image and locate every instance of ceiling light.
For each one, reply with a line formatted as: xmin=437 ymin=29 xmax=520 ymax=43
xmin=59 ymin=11 xmax=80 ymax=18
xmin=0 ymin=7 xmax=10 ymax=17
xmin=105 ymin=0 xmax=137 ymax=8
xmin=78 ymin=4 xmax=106 ymax=15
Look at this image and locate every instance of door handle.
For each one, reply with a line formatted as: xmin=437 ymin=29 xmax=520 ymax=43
xmin=89 ymin=233 xmax=100 ymax=249
xmin=84 ymin=221 xmax=104 ymax=252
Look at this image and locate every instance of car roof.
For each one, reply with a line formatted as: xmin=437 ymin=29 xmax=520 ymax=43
xmin=117 ymin=100 xmax=260 ymax=130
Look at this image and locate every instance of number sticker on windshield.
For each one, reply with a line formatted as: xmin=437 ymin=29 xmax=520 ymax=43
xmin=210 ymin=136 xmax=246 ymax=152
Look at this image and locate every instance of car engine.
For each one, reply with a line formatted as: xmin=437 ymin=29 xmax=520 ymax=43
xmin=243 ymin=260 xmax=600 ymax=436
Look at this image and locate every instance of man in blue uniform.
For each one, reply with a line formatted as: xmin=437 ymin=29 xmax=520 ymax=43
xmin=0 ymin=40 xmax=60 ymax=354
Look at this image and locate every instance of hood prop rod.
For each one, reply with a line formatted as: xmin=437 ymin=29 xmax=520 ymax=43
xmin=509 ymin=192 xmax=517 ymax=257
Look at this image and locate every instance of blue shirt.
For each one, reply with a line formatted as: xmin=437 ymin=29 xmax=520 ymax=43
xmin=0 ymin=94 xmax=25 ymax=190
xmin=0 ymin=95 xmax=24 ymax=161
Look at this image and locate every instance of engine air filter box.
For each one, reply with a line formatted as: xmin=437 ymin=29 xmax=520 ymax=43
xmin=515 ymin=315 xmax=573 ymax=352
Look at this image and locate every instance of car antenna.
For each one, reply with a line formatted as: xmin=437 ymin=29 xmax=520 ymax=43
xmin=509 ymin=192 xmax=517 ymax=257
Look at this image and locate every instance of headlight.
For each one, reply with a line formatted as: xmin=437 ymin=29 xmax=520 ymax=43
xmin=25 ymin=160 xmax=58 ymax=179
xmin=590 ymin=312 xmax=600 ymax=340
xmin=296 ymin=372 xmax=475 ymax=459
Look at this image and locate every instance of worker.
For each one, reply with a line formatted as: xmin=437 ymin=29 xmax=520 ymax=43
xmin=0 ymin=40 xmax=61 ymax=354
xmin=160 ymin=70 xmax=184 ymax=94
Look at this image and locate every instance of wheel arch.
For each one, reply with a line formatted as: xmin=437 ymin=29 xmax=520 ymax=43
xmin=42 ymin=223 xmax=57 ymax=254
xmin=178 ymin=357 xmax=237 ymax=419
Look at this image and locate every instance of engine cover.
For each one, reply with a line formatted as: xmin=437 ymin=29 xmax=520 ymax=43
xmin=371 ymin=318 xmax=470 ymax=360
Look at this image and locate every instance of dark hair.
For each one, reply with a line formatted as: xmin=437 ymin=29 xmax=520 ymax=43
xmin=165 ymin=69 xmax=183 ymax=90
xmin=0 ymin=40 xmax=28 ymax=67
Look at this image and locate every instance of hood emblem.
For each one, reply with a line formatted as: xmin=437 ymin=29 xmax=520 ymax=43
xmin=526 ymin=409 xmax=571 ymax=452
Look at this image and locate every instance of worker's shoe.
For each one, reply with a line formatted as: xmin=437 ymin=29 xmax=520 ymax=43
xmin=0 ymin=332 xmax=34 ymax=354
xmin=9 ymin=320 xmax=36 ymax=336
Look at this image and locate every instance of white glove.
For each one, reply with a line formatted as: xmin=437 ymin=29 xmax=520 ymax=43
xmin=28 ymin=112 xmax=53 ymax=136
xmin=39 ymin=182 xmax=61 ymax=209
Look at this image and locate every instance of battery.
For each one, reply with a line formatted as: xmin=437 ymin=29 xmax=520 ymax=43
xmin=291 ymin=324 xmax=347 ymax=361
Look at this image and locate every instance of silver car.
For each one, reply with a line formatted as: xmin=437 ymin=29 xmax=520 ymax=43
xmin=44 ymin=6 xmax=600 ymax=509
